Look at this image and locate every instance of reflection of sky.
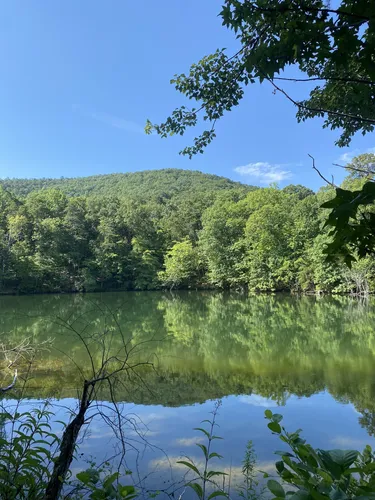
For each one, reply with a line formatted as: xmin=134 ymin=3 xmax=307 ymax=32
xmin=5 ymin=391 xmax=375 ymax=499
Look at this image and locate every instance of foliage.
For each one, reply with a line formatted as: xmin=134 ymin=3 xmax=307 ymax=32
xmin=179 ymin=405 xmax=375 ymax=500
xmin=0 ymin=169 xmax=246 ymax=200
xmin=177 ymin=400 xmax=228 ymax=500
xmin=317 ymin=154 xmax=375 ymax=266
xmin=146 ymin=0 xmax=375 ymax=156
xmin=0 ymin=405 xmax=60 ymax=499
xmin=343 ymin=154 xmax=375 ymax=181
xmin=158 ymin=239 xmax=202 ymax=289
xmin=237 ymin=441 xmax=265 ymax=500
xmin=143 ymin=1 xmax=375 ymax=266
xmin=321 ymin=182 xmax=375 ymax=267
xmin=0 ymin=404 xmax=138 ymax=499
xmin=264 ymin=409 xmax=375 ymax=499
xmin=75 ymin=465 xmax=136 ymax=500
xmin=0 ymin=163 xmax=375 ymax=294
xmin=282 ymin=185 xmax=315 ymax=201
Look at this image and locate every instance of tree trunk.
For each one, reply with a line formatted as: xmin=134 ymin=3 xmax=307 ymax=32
xmin=45 ymin=381 xmax=90 ymax=499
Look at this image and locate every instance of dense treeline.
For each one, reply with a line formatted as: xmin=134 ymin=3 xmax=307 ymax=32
xmin=0 ymin=169 xmax=246 ymax=199
xmin=0 ymin=167 xmax=373 ymax=294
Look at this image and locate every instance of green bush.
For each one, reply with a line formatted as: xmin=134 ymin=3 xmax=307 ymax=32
xmin=265 ymin=410 xmax=375 ymax=499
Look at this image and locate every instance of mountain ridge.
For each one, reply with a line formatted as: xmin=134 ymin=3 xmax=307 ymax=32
xmin=0 ymin=168 xmax=254 ymax=199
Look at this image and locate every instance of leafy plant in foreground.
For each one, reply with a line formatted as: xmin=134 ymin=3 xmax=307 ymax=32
xmin=265 ymin=409 xmax=375 ymax=499
xmin=237 ymin=440 xmax=265 ymax=500
xmin=0 ymin=404 xmax=61 ymax=499
xmin=177 ymin=400 xmax=228 ymax=500
xmin=0 ymin=405 xmax=137 ymax=499
xmin=75 ymin=464 xmax=136 ymax=500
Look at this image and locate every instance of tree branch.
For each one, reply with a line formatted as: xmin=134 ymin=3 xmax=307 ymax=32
xmin=263 ymin=74 xmax=375 ymax=125
xmin=309 ymin=154 xmax=337 ymax=187
xmin=333 ymin=163 xmax=375 ymax=176
xmin=251 ymin=2 xmax=371 ymax=22
xmin=273 ymin=76 xmax=375 ymax=85
xmin=0 ymin=369 xmax=18 ymax=393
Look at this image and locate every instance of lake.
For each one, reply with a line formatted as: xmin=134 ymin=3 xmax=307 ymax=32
xmin=1 ymin=291 xmax=375 ymax=497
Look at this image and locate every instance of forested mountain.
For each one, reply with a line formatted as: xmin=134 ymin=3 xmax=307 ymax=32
xmin=0 ymin=169 xmax=249 ymax=200
xmin=0 ymin=165 xmax=373 ymax=295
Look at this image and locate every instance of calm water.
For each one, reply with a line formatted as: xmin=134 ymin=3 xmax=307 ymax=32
xmin=1 ymin=291 xmax=375 ymax=495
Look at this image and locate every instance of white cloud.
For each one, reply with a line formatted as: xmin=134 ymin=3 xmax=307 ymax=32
xmin=175 ymin=436 xmax=205 ymax=447
xmin=338 ymin=147 xmax=375 ymax=164
xmin=338 ymin=151 xmax=358 ymax=163
xmin=238 ymin=395 xmax=279 ymax=407
xmin=148 ymin=457 xmax=276 ymax=487
xmin=234 ymin=162 xmax=292 ymax=184
xmin=330 ymin=436 xmax=370 ymax=448
xmin=148 ymin=455 xmax=203 ymax=472
xmin=90 ymin=111 xmax=144 ymax=134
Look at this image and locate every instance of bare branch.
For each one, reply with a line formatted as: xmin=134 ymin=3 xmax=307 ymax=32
xmin=309 ymin=154 xmax=337 ymax=187
xmin=273 ymin=76 xmax=375 ymax=85
xmin=264 ymin=74 xmax=375 ymax=126
xmin=333 ymin=162 xmax=375 ymax=176
xmin=0 ymin=369 xmax=17 ymax=393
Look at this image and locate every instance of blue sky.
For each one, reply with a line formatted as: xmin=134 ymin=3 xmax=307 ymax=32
xmin=1 ymin=1 xmax=374 ymax=190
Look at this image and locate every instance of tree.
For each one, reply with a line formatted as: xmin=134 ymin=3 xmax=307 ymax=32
xmin=159 ymin=239 xmax=202 ymax=289
xmin=343 ymin=153 xmax=375 ymax=180
xmin=146 ymin=0 xmax=375 ymax=157
xmin=283 ymin=184 xmax=314 ymax=200
xmin=320 ymin=169 xmax=375 ymax=266
xmin=243 ymin=193 xmax=299 ymax=291
xmin=199 ymin=192 xmax=250 ymax=287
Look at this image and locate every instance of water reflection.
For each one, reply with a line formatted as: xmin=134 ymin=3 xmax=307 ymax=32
xmin=1 ymin=291 xmax=375 ymax=436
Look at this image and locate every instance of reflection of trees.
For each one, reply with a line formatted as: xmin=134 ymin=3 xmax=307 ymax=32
xmin=359 ymin=410 xmax=375 ymax=437
xmin=2 ymin=292 xmax=375 ymax=424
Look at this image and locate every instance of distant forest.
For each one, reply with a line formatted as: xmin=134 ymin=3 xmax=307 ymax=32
xmin=0 ymin=168 xmax=372 ymax=294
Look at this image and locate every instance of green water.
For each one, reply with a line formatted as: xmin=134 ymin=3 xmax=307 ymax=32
xmin=1 ymin=291 xmax=375 ymax=411
xmin=2 ymin=291 xmax=375 ymax=493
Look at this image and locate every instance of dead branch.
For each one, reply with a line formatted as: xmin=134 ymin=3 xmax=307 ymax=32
xmin=0 ymin=369 xmax=17 ymax=393
xmin=309 ymin=154 xmax=337 ymax=187
xmin=333 ymin=162 xmax=375 ymax=177
xmin=44 ymin=303 xmax=162 ymax=499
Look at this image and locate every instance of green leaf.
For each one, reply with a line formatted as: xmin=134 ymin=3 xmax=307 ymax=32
xmin=208 ymin=452 xmax=223 ymax=460
xmin=272 ymin=414 xmax=283 ymax=423
xmin=118 ymin=485 xmax=136 ymax=498
xmin=207 ymin=491 xmax=228 ymax=500
xmin=267 ymin=479 xmax=285 ymax=498
xmin=276 ymin=460 xmax=284 ymax=473
xmin=103 ymin=472 xmax=120 ymax=489
xmin=274 ymin=451 xmax=294 ymax=457
xmin=288 ymin=492 xmax=310 ymax=499
xmin=310 ymin=489 xmax=329 ymax=500
xmin=265 ymin=410 xmax=273 ymax=419
xmin=193 ymin=427 xmax=210 ymax=439
xmin=328 ymin=487 xmax=349 ymax=499
xmin=316 ymin=468 xmax=332 ymax=484
xmin=196 ymin=443 xmax=209 ymax=459
xmin=176 ymin=460 xmax=200 ymax=476
xmin=189 ymin=482 xmax=203 ymax=499
xmin=76 ymin=471 xmax=92 ymax=485
xmin=268 ymin=422 xmax=282 ymax=434
xmin=207 ymin=470 xmax=227 ymax=478
xmin=324 ymin=449 xmax=358 ymax=469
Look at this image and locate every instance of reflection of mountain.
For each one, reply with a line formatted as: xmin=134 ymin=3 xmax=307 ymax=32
xmin=2 ymin=291 xmax=375 ymax=432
